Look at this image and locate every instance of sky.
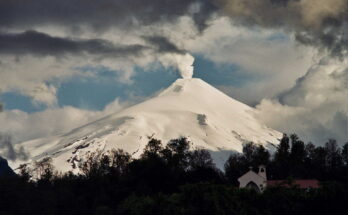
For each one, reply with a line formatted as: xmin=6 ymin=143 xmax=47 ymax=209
xmin=0 ymin=0 xmax=348 ymax=159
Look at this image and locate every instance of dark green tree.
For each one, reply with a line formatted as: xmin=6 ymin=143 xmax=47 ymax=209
xmin=224 ymin=153 xmax=245 ymax=186
xmin=272 ymin=134 xmax=291 ymax=178
xmin=289 ymin=134 xmax=306 ymax=177
xmin=341 ymin=143 xmax=348 ymax=166
xmin=242 ymin=142 xmax=256 ymax=164
xmin=109 ymin=149 xmax=131 ymax=175
xmin=163 ymin=137 xmax=191 ymax=170
xmin=325 ymin=139 xmax=342 ymax=169
xmin=253 ymin=145 xmax=270 ymax=166
xmin=189 ymin=149 xmax=214 ymax=170
xmin=142 ymin=138 xmax=163 ymax=159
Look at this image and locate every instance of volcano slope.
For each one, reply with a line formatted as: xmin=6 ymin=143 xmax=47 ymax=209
xmin=13 ymin=78 xmax=282 ymax=172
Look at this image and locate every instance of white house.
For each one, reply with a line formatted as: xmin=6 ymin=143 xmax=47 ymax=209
xmin=238 ymin=165 xmax=320 ymax=192
xmin=238 ymin=165 xmax=267 ymax=193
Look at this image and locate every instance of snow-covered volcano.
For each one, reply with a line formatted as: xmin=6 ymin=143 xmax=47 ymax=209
xmin=13 ymin=78 xmax=282 ymax=171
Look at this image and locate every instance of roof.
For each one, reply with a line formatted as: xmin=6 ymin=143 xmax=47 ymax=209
xmin=238 ymin=170 xmax=266 ymax=182
xmin=267 ymin=180 xmax=320 ymax=189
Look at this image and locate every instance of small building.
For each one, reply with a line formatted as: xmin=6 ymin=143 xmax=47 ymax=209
xmin=238 ymin=165 xmax=319 ymax=193
xmin=238 ymin=165 xmax=267 ymax=193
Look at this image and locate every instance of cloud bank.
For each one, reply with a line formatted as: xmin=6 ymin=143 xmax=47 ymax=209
xmin=0 ymin=0 xmax=213 ymax=106
xmin=212 ymin=0 xmax=348 ymax=144
xmin=217 ymin=0 xmax=348 ymax=57
xmin=0 ymin=0 xmax=348 ymax=160
xmin=256 ymin=58 xmax=348 ymax=144
xmin=0 ymin=93 xmax=134 ymax=162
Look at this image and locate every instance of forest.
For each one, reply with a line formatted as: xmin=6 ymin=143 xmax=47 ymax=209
xmin=1 ymin=134 xmax=348 ymax=215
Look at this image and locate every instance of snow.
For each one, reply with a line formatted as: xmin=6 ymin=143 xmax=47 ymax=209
xmin=11 ymin=78 xmax=282 ymax=172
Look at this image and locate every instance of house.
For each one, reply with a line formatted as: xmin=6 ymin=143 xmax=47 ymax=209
xmin=238 ymin=165 xmax=267 ymax=193
xmin=238 ymin=165 xmax=319 ymax=193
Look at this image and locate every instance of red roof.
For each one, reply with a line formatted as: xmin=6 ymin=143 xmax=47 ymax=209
xmin=267 ymin=180 xmax=320 ymax=189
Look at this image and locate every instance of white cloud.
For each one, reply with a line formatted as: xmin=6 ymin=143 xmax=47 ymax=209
xmin=1 ymin=15 xmax=346 ymax=147
xmin=0 ymin=98 xmax=130 ymax=145
xmin=164 ymin=17 xmax=317 ymax=104
xmin=256 ymin=58 xmax=348 ymax=144
xmin=0 ymin=20 xmax=200 ymax=106
xmin=26 ymin=83 xmax=58 ymax=107
xmin=158 ymin=17 xmax=347 ymax=143
xmin=0 ymin=55 xmax=77 ymax=106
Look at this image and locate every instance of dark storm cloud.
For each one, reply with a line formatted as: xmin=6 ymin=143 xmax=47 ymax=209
xmin=143 ymin=36 xmax=186 ymax=54
xmin=0 ymin=0 xmax=217 ymax=32
xmin=192 ymin=0 xmax=220 ymax=32
xmin=5 ymin=0 xmax=348 ymax=58
xmin=0 ymin=31 xmax=191 ymax=58
xmin=1 ymin=0 xmax=348 ymax=59
xmin=216 ymin=0 xmax=348 ymax=57
xmin=0 ymin=30 xmax=148 ymax=57
xmin=295 ymin=24 xmax=348 ymax=59
xmin=0 ymin=1 xmax=217 ymax=60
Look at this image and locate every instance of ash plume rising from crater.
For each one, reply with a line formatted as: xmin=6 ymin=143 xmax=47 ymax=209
xmin=177 ymin=54 xmax=195 ymax=79
xmin=142 ymin=35 xmax=195 ymax=79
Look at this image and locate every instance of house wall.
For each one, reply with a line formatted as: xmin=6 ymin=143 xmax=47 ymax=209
xmin=238 ymin=171 xmax=267 ymax=192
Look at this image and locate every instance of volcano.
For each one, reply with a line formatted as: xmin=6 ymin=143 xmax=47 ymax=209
xmin=14 ymin=78 xmax=282 ymax=172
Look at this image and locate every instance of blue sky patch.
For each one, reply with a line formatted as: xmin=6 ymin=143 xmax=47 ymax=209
xmin=1 ymin=56 xmax=256 ymax=113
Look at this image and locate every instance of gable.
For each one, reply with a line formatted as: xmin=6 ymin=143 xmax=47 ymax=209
xmin=238 ymin=170 xmax=266 ymax=188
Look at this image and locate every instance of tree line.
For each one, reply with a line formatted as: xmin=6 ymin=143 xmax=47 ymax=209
xmin=0 ymin=135 xmax=348 ymax=215
xmin=225 ymin=134 xmax=348 ymax=185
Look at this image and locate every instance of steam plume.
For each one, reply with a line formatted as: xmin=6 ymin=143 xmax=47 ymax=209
xmin=177 ymin=53 xmax=195 ymax=79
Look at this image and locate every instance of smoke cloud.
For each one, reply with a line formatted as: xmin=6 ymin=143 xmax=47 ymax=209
xmin=160 ymin=53 xmax=195 ymax=79
xmin=142 ymin=36 xmax=195 ymax=78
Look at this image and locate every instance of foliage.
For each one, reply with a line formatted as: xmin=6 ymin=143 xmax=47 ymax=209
xmin=1 ymin=135 xmax=348 ymax=214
